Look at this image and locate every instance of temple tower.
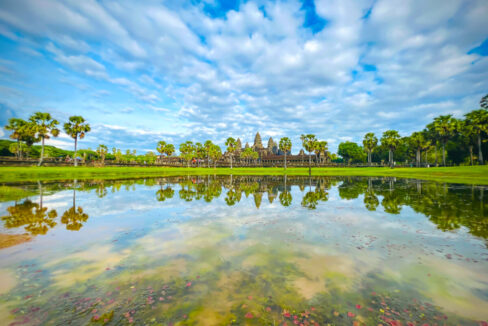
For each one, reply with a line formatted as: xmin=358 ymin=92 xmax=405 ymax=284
xmin=253 ymin=132 xmax=263 ymax=149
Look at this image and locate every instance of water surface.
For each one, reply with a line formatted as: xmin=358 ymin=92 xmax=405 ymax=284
xmin=0 ymin=176 xmax=487 ymax=325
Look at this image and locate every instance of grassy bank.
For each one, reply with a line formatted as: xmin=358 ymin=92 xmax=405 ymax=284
xmin=0 ymin=166 xmax=487 ymax=185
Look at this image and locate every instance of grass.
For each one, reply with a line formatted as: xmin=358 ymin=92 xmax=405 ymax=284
xmin=0 ymin=165 xmax=487 ymax=185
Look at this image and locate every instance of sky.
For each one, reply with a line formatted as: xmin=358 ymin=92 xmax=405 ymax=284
xmin=0 ymin=0 xmax=487 ymax=154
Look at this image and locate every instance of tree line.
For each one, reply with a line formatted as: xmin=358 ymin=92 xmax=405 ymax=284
xmin=3 ymin=94 xmax=487 ymax=167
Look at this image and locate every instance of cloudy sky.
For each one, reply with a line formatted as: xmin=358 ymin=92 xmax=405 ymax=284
xmin=0 ymin=0 xmax=487 ymax=154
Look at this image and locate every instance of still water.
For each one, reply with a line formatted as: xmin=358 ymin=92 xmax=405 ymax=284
xmin=0 ymin=176 xmax=487 ymax=325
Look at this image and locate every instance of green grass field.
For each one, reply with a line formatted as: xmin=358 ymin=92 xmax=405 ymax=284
xmin=0 ymin=165 xmax=487 ymax=184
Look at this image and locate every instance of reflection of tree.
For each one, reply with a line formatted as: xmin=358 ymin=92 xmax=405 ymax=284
xmin=156 ymin=186 xmax=175 ymax=202
xmin=96 ymin=182 xmax=107 ymax=198
xmin=279 ymin=192 xmax=292 ymax=207
xmin=381 ymin=191 xmax=402 ymax=214
xmin=1 ymin=199 xmax=57 ymax=235
xmin=225 ymin=189 xmax=239 ymax=206
xmin=364 ymin=190 xmax=379 ymax=211
xmin=61 ymin=187 xmax=88 ymax=231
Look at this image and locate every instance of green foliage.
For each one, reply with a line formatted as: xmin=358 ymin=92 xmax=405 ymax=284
xmin=337 ymin=141 xmax=366 ymax=163
xmin=179 ymin=141 xmax=196 ymax=167
xmin=278 ymin=137 xmax=292 ymax=153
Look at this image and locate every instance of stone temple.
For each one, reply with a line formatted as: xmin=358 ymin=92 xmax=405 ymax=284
xmin=233 ymin=132 xmax=289 ymax=157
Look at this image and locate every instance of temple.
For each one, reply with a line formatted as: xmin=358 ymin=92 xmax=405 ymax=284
xmin=230 ymin=132 xmax=289 ymax=158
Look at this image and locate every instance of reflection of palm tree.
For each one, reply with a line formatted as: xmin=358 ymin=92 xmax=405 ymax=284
xmin=364 ymin=178 xmax=379 ymax=211
xmin=1 ymin=199 xmax=57 ymax=235
xmin=156 ymin=186 xmax=175 ymax=202
xmin=225 ymin=189 xmax=239 ymax=206
xmin=364 ymin=191 xmax=379 ymax=211
xmin=279 ymin=191 xmax=292 ymax=206
xmin=279 ymin=175 xmax=293 ymax=207
xmin=96 ymin=182 xmax=107 ymax=198
xmin=61 ymin=186 xmax=88 ymax=231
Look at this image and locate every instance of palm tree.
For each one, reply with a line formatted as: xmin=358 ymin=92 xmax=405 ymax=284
xmin=156 ymin=140 xmax=167 ymax=161
xmin=63 ymin=116 xmax=90 ymax=166
xmin=459 ymin=120 xmax=476 ymax=165
xmin=204 ymin=140 xmax=213 ymax=168
xmin=314 ymin=141 xmax=328 ymax=165
xmin=195 ymin=142 xmax=206 ymax=167
xmin=225 ymin=137 xmax=237 ymax=169
xmin=209 ymin=144 xmax=222 ymax=168
xmin=29 ymin=112 xmax=60 ymax=166
xmin=96 ymin=145 xmax=108 ymax=165
xmin=164 ymin=143 xmax=175 ymax=157
xmin=381 ymin=130 xmax=401 ymax=168
xmin=362 ymin=132 xmax=378 ymax=166
xmin=464 ymin=109 xmax=488 ymax=165
xmin=432 ymin=115 xmax=459 ymax=166
xmin=279 ymin=137 xmax=292 ymax=170
xmin=300 ymin=134 xmax=317 ymax=175
xmin=179 ymin=141 xmax=195 ymax=167
xmin=5 ymin=118 xmax=30 ymax=159
xmin=408 ymin=132 xmax=430 ymax=167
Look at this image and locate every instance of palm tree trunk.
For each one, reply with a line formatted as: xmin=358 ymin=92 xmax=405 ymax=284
xmin=469 ymin=145 xmax=473 ymax=165
xmin=230 ymin=155 xmax=233 ymax=169
xmin=74 ymin=136 xmax=78 ymax=167
xmin=478 ymin=134 xmax=484 ymax=165
xmin=442 ymin=140 xmax=446 ymax=166
xmin=308 ymin=152 xmax=311 ymax=175
xmin=284 ymin=152 xmax=287 ymax=170
xmin=38 ymin=136 xmax=45 ymax=166
xmin=389 ymin=149 xmax=393 ymax=168
xmin=435 ymin=144 xmax=438 ymax=167
xmin=416 ymin=148 xmax=420 ymax=167
xmin=16 ymin=138 xmax=20 ymax=159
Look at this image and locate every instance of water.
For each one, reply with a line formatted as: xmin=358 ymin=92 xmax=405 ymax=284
xmin=0 ymin=176 xmax=487 ymax=325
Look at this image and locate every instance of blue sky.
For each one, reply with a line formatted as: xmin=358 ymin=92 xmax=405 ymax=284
xmin=0 ymin=0 xmax=487 ymax=154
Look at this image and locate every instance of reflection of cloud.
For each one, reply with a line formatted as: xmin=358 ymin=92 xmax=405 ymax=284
xmin=45 ymin=244 xmax=130 ymax=288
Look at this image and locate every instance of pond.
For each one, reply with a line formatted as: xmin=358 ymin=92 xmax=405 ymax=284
xmin=0 ymin=176 xmax=487 ymax=325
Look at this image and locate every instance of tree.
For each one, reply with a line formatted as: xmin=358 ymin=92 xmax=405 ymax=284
xmin=464 ymin=109 xmax=488 ymax=165
xmin=5 ymin=118 xmax=34 ymax=159
xmin=408 ymin=132 xmax=430 ymax=167
xmin=459 ymin=120 xmax=477 ymax=165
xmin=279 ymin=137 xmax=292 ymax=170
xmin=96 ymin=145 xmax=108 ymax=165
xmin=300 ymin=134 xmax=317 ymax=175
xmin=337 ymin=142 xmax=366 ymax=164
xmin=362 ymin=132 xmax=378 ymax=166
xmin=204 ymin=140 xmax=213 ymax=168
xmin=29 ymin=112 xmax=60 ymax=166
xmin=195 ymin=142 xmax=206 ymax=167
xmin=381 ymin=130 xmax=401 ymax=167
xmin=156 ymin=141 xmax=167 ymax=160
xmin=432 ymin=115 xmax=459 ymax=166
xmin=208 ymin=144 xmax=222 ymax=168
xmin=179 ymin=141 xmax=195 ymax=167
xmin=164 ymin=144 xmax=175 ymax=157
xmin=481 ymin=94 xmax=488 ymax=109
xmin=225 ymin=137 xmax=237 ymax=169
xmin=314 ymin=141 xmax=328 ymax=164
xmin=9 ymin=142 xmax=30 ymax=158
xmin=63 ymin=116 xmax=90 ymax=166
